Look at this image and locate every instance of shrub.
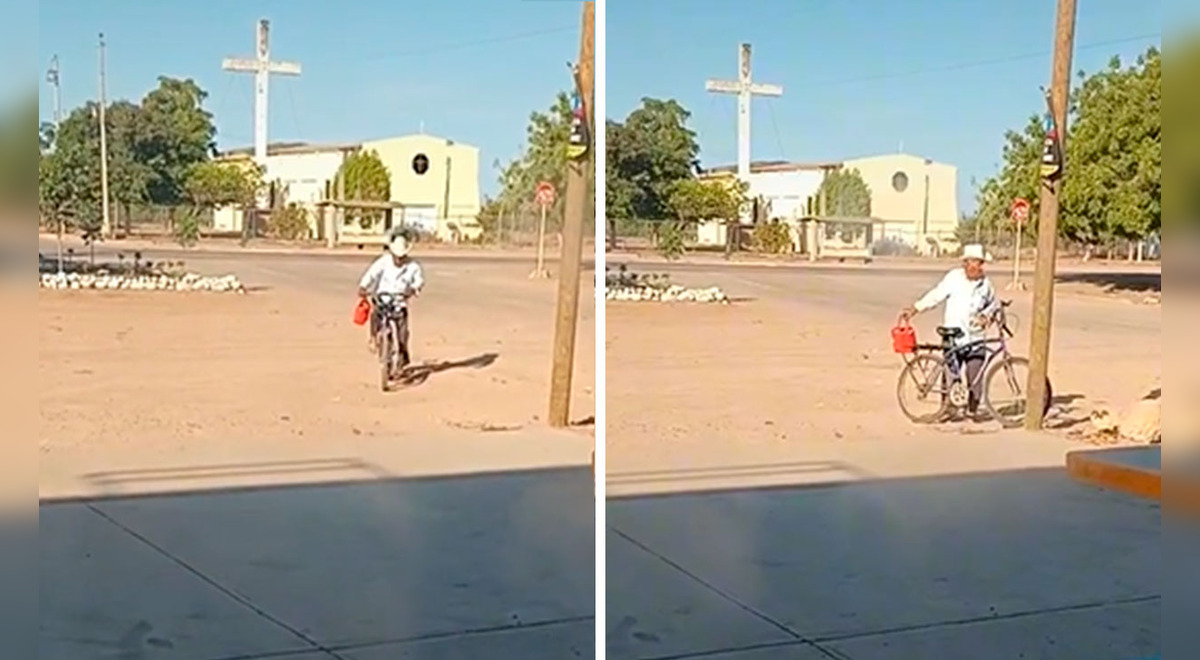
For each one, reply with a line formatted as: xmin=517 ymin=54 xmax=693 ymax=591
xmin=655 ymin=221 xmax=687 ymax=261
xmin=753 ymin=221 xmax=792 ymax=254
xmin=272 ymin=203 xmax=312 ymax=241
xmin=174 ymin=208 xmax=202 ymax=248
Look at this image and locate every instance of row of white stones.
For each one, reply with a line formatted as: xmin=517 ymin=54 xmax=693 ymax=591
xmin=605 ymin=284 xmax=729 ymax=304
xmin=40 ymin=272 xmax=246 ymax=293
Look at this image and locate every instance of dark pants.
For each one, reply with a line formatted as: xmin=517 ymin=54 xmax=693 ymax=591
xmin=370 ymin=307 xmax=410 ymax=359
xmin=950 ymin=345 xmax=986 ymax=413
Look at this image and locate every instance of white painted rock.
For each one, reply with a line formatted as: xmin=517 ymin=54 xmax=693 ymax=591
xmin=40 ymin=271 xmax=246 ymax=294
xmin=604 ymin=283 xmax=729 ymax=304
xmin=1118 ymin=398 xmax=1161 ymax=444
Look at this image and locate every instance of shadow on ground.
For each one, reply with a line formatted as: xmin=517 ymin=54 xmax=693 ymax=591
xmin=606 ymin=465 xmax=1164 ymax=660
xmin=40 ymin=463 xmax=594 ymax=660
xmin=1057 ymin=270 xmax=1161 ymax=294
xmin=1045 ymin=392 xmax=1091 ymax=431
xmin=397 ymin=352 xmax=499 ymax=388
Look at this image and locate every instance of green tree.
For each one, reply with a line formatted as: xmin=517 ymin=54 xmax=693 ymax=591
xmin=605 ymin=120 xmax=636 ymax=222
xmin=41 ymin=104 xmax=105 ymax=234
xmin=1063 ymin=49 xmax=1160 ymax=241
xmin=494 ymin=92 xmax=595 ymax=233
xmin=667 ymin=178 xmax=747 ymax=225
xmin=105 ymin=100 xmax=154 ymax=230
xmin=970 ymin=46 xmax=1162 ymax=249
xmin=818 ymin=168 xmax=872 ymax=217
xmin=336 ymin=149 xmax=391 ymax=229
xmin=137 ymin=77 xmax=217 ymax=207
xmin=607 ymin=98 xmax=700 ymax=221
xmin=663 ymin=178 xmax=748 ymax=259
xmin=185 ymin=160 xmax=263 ymax=210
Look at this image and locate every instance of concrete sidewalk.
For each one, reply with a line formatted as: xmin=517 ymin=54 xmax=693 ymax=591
xmin=605 ymin=431 xmax=1162 ymax=660
xmin=40 ymin=428 xmax=595 ymax=660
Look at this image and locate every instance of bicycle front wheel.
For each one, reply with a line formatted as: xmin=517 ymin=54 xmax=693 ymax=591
xmin=983 ymin=356 xmax=1052 ymax=428
xmin=897 ymin=354 xmax=951 ymax=424
xmin=378 ymin=325 xmax=394 ymax=392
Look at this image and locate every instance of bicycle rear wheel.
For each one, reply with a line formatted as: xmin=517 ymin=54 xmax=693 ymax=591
xmin=897 ymin=354 xmax=951 ymax=423
xmin=983 ymin=356 xmax=1052 ymax=428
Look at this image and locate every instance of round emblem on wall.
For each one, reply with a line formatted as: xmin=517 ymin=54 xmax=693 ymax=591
xmin=892 ymin=171 xmax=909 ymax=193
xmin=412 ymin=153 xmax=430 ymax=175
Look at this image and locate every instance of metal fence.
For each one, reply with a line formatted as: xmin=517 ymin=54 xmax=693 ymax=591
xmin=478 ymin=204 xmax=597 ymax=249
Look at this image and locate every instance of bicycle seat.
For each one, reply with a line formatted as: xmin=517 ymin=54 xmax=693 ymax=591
xmin=936 ymin=326 xmax=964 ymax=340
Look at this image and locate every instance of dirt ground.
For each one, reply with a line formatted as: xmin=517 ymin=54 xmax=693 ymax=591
xmin=606 ymin=262 xmax=1161 ymax=483
xmin=38 ymin=248 xmax=595 ymax=467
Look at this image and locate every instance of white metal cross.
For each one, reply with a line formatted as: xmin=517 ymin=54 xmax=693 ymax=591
xmin=705 ymin=43 xmax=783 ymax=182
xmin=222 ymin=19 xmax=301 ymax=166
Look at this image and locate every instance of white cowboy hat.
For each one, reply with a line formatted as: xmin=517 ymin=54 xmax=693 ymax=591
xmin=961 ymin=244 xmax=991 ymax=262
xmin=388 ymin=234 xmax=411 ymax=257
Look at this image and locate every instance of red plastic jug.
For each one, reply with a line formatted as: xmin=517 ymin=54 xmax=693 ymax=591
xmin=352 ymin=298 xmax=371 ymax=326
xmin=891 ymin=320 xmax=917 ymax=354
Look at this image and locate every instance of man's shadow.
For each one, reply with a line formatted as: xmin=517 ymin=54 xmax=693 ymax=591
xmin=395 ymin=352 xmax=499 ymax=388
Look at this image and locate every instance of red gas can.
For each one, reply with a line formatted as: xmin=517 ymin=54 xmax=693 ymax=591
xmin=891 ymin=321 xmax=917 ymax=354
xmin=352 ymin=298 xmax=371 ymax=326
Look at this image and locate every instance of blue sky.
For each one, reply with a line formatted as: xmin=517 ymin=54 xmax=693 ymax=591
xmin=606 ymin=0 xmax=1163 ymax=215
xmin=36 ymin=0 xmax=586 ymax=196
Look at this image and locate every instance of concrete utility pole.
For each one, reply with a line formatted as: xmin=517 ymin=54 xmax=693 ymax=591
xmin=1025 ymin=0 xmax=1077 ymax=430
xmin=47 ymin=55 xmax=65 ymax=273
xmin=98 ymin=34 xmax=112 ymax=239
xmin=548 ymin=1 xmax=594 ymax=428
xmin=47 ymin=56 xmax=62 ymax=140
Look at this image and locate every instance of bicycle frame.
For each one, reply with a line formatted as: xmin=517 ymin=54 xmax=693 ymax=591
xmin=903 ymin=303 xmax=1016 ymax=400
xmin=372 ymin=293 xmax=411 ymax=370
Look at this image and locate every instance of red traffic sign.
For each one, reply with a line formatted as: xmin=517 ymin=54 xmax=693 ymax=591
xmin=535 ymin=182 xmax=556 ymax=207
xmin=1010 ymin=198 xmax=1030 ymax=223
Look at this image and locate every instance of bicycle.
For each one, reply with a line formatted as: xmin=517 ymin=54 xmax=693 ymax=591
xmin=372 ymin=292 xmax=412 ymax=392
xmin=895 ymin=300 xmax=1052 ymax=428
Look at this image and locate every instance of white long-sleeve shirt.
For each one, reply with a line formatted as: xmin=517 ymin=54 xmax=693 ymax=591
xmin=914 ymin=267 xmax=997 ymax=345
xmin=359 ymin=255 xmax=424 ymax=305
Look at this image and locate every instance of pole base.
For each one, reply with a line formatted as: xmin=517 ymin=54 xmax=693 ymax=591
xmin=529 ymin=269 xmax=550 ymax=280
xmin=1006 ymin=280 xmax=1028 ymax=291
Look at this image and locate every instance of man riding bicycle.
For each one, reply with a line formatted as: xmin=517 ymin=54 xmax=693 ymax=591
xmin=358 ymin=231 xmax=425 ymax=353
xmin=900 ymin=244 xmax=998 ymax=417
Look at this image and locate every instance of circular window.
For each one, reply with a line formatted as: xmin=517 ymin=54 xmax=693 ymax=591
xmin=412 ymin=153 xmax=430 ymax=175
xmin=892 ymin=171 xmax=909 ymax=193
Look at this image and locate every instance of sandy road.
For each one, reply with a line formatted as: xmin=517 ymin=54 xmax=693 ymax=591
xmin=39 ymin=246 xmax=596 ymax=474
xmin=606 ymin=260 xmax=1160 ymax=488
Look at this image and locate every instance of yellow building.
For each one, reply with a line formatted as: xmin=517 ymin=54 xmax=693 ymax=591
xmin=359 ymin=134 xmax=482 ymax=242
xmin=213 ymin=133 xmax=482 ymax=243
xmin=690 ymin=154 xmax=961 ymax=256
xmin=840 ymin=153 xmax=960 ymax=255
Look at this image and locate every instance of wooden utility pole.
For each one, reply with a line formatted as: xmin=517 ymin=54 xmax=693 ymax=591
xmin=548 ymin=1 xmax=594 ymax=428
xmin=1025 ymin=0 xmax=1077 ymax=430
xmin=98 ymin=34 xmax=112 ymax=239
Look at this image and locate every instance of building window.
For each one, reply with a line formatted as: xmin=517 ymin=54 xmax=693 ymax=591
xmin=412 ymin=153 xmax=430 ymax=175
xmin=892 ymin=171 xmax=909 ymax=193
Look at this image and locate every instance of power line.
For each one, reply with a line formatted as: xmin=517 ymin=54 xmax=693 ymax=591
xmin=765 ymin=99 xmax=787 ymax=160
xmin=795 ymin=32 xmax=1160 ymax=89
xmin=284 ymin=80 xmax=305 ymax=140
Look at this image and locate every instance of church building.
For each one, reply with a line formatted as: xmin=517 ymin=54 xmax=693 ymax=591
xmin=695 ymin=153 xmax=961 ymax=256
xmin=212 ymin=133 xmax=482 ymax=243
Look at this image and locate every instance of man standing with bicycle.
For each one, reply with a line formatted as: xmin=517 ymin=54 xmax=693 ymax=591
xmin=358 ymin=231 xmax=425 ymax=354
xmin=900 ymin=244 xmax=998 ymax=417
